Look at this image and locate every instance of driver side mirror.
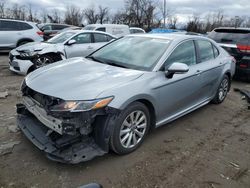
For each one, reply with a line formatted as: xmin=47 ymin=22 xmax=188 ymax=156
xmin=67 ymin=39 xmax=76 ymax=46
xmin=165 ymin=62 xmax=189 ymax=79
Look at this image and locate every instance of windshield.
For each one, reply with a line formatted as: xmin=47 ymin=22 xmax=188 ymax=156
xmin=83 ymin=26 xmax=96 ymax=30
xmin=47 ymin=32 xmax=75 ymax=44
xmin=90 ymin=36 xmax=170 ymax=71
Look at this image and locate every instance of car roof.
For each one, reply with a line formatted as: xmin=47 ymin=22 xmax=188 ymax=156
xmin=0 ymin=18 xmax=33 ymax=23
xmin=128 ymin=33 xmax=207 ymax=41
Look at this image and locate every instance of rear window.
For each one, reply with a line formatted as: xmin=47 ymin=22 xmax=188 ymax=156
xmin=208 ymin=28 xmax=250 ymax=44
xmin=197 ymin=40 xmax=215 ymax=62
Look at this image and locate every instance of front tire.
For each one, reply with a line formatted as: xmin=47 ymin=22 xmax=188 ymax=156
xmin=212 ymin=75 xmax=230 ymax=104
xmin=110 ymin=102 xmax=150 ymax=155
xmin=34 ymin=55 xmax=55 ymax=68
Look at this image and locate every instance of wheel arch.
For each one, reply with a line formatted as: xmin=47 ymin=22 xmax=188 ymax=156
xmin=16 ymin=38 xmax=34 ymax=47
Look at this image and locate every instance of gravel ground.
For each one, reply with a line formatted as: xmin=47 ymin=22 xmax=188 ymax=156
xmin=0 ymin=53 xmax=250 ymax=188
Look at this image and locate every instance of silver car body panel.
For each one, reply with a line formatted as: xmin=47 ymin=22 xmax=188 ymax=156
xmin=24 ymin=34 xmax=235 ymax=128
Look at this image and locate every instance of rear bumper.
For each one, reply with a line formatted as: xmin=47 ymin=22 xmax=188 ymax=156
xmin=17 ymin=105 xmax=107 ymax=164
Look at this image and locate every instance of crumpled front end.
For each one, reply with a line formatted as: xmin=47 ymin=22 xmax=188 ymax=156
xmin=17 ymin=81 xmax=119 ymax=164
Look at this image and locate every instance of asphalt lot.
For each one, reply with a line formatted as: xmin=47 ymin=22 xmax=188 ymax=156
xmin=0 ymin=52 xmax=250 ymax=188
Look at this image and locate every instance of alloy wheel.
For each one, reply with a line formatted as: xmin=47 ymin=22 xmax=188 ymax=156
xmin=119 ymin=110 xmax=147 ymax=149
xmin=218 ymin=78 xmax=229 ymax=101
xmin=36 ymin=56 xmax=53 ymax=68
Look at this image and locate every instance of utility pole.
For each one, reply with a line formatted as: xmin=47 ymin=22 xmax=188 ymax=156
xmin=163 ymin=0 xmax=166 ymax=28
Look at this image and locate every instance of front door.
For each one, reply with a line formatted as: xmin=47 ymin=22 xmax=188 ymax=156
xmin=155 ymin=40 xmax=205 ymax=125
xmin=64 ymin=33 xmax=93 ymax=58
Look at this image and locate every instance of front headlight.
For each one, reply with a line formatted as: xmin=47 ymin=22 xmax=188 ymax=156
xmin=50 ymin=97 xmax=114 ymax=112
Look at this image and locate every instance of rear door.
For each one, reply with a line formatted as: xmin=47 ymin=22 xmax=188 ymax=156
xmin=64 ymin=32 xmax=93 ymax=58
xmin=91 ymin=33 xmax=114 ymax=51
xmin=195 ymin=39 xmax=224 ymax=100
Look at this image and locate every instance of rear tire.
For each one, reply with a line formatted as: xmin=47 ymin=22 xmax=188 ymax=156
xmin=110 ymin=102 xmax=150 ymax=155
xmin=212 ymin=75 xmax=230 ymax=104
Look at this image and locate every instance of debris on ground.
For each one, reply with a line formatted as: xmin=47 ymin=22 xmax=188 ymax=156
xmin=0 ymin=141 xmax=21 ymax=156
xmin=0 ymin=91 xmax=8 ymax=99
xmin=8 ymin=124 xmax=20 ymax=133
xmin=229 ymin=162 xmax=240 ymax=169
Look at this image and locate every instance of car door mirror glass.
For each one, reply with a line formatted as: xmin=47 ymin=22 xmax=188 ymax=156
xmin=165 ymin=62 xmax=189 ymax=78
xmin=67 ymin=39 xmax=76 ymax=45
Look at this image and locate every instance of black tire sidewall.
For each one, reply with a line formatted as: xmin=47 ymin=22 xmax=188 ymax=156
xmin=110 ymin=102 xmax=150 ymax=155
xmin=213 ymin=75 xmax=230 ymax=104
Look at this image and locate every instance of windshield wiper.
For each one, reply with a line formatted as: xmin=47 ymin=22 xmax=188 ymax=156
xmin=106 ymin=62 xmax=128 ymax=69
xmin=87 ymin=56 xmax=106 ymax=64
xmin=87 ymin=56 xmax=128 ymax=68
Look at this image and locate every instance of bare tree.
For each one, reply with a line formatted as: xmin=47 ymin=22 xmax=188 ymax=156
xmin=98 ymin=5 xmax=109 ymax=24
xmin=64 ymin=5 xmax=84 ymax=26
xmin=84 ymin=6 xmax=99 ymax=24
xmin=47 ymin=9 xmax=61 ymax=23
xmin=0 ymin=0 xmax=6 ymax=18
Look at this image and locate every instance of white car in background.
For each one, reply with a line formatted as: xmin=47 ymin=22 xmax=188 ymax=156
xmin=83 ymin=24 xmax=130 ymax=37
xmin=129 ymin=27 xmax=146 ymax=34
xmin=9 ymin=30 xmax=116 ymax=75
xmin=0 ymin=19 xmax=43 ymax=50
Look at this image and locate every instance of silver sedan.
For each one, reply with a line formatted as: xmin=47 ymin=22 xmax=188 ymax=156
xmin=17 ymin=34 xmax=235 ymax=163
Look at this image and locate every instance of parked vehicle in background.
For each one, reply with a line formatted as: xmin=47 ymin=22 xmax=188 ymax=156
xmin=83 ymin=24 xmax=130 ymax=37
xmin=0 ymin=19 xmax=43 ymax=50
xmin=17 ymin=34 xmax=235 ymax=163
xmin=38 ymin=23 xmax=71 ymax=40
xmin=9 ymin=30 xmax=116 ymax=75
xmin=129 ymin=27 xmax=146 ymax=34
xmin=208 ymin=27 xmax=250 ymax=81
xmin=50 ymin=26 xmax=82 ymax=38
xmin=149 ymin=28 xmax=185 ymax=34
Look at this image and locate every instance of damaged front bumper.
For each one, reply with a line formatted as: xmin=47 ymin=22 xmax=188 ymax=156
xmin=16 ymin=100 xmax=118 ymax=163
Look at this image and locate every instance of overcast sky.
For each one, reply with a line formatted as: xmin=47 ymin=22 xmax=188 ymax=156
xmin=7 ymin=0 xmax=250 ymax=22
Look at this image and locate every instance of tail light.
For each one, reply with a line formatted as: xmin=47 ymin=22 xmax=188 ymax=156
xmin=237 ymin=44 xmax=250 ymax=53
xmin=37 ymin=31 xmax=44 ymax=37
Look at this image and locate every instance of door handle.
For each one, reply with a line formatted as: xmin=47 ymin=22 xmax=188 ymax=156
xmin=87 ymin=46 xmax=93 ymax=49
xmin=195 ymin=70 xmax=203 ymax=75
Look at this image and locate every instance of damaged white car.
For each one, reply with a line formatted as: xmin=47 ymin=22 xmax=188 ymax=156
xmin=9 ymin=30 xmax=116 ymax=75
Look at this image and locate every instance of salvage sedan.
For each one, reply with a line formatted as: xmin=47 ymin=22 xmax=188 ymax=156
xmin=17 ymin=34 xmax=235 ymax=163
xmin=9 ymin=30 xmax=115 ymax=75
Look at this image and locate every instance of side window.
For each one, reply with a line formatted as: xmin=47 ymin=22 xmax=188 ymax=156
xmin=0 ymin=20 xmax=20 ymax=31
xmin=165 ymin=40 xmax=196 ymax=67
xmin=96 ymin=27 xmax=106 ymax=32
xmin=94 ymin=33 xmax=109 ymax=42
xmin=197 ymin=40 xmax=214 ymax=62
xmin=213 ymin=45 xmax=220 ymax=58
xmin=53 ymin=25 xmax=68 ymax=30
xmin=106 ymin=35 xmax=114 ymax=41
xmin=19 ymin=22 xmax=33 ymax=30
xmin=72 ymin=33 xmax=92 ymax=44
xmin=42 ymin=25 xmax=52 ymax=31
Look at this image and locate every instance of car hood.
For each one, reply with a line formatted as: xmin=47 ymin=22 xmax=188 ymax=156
xmin=16 ymin=42 xmax=58 ymax=52
xmin=25 ymin=58 xmax=144 ymax=100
